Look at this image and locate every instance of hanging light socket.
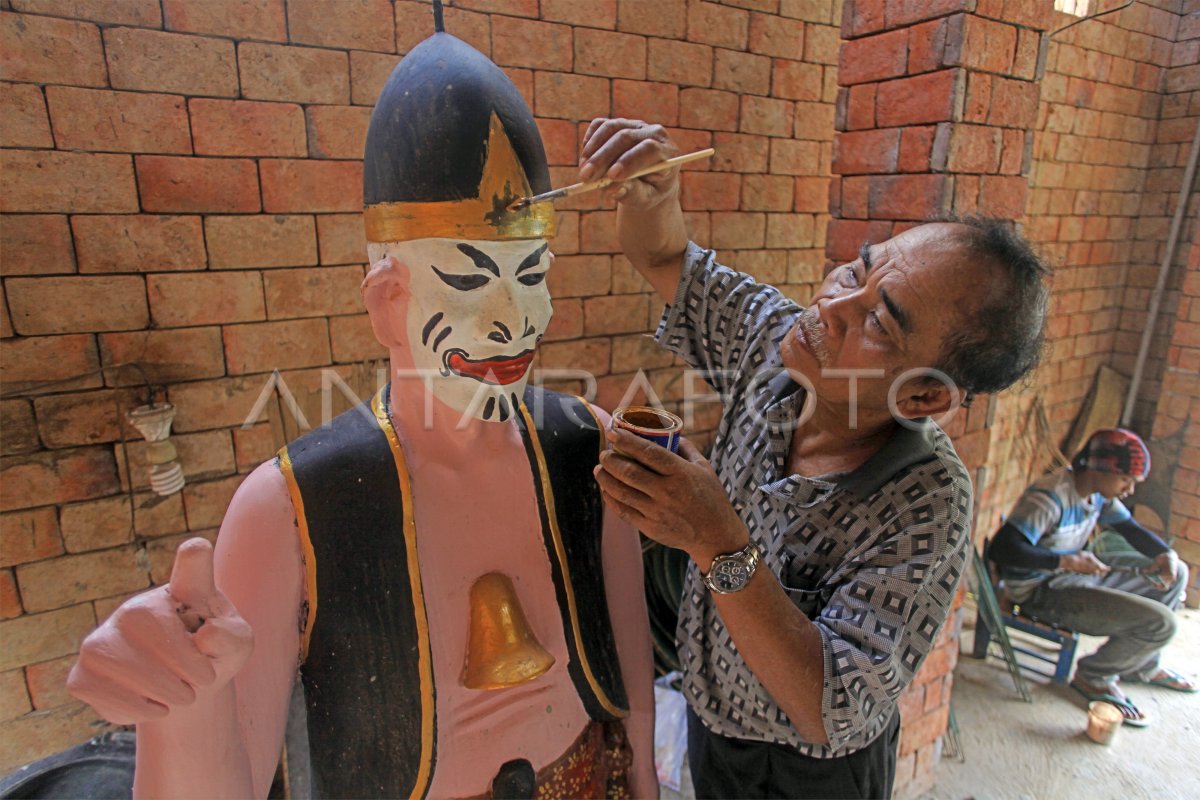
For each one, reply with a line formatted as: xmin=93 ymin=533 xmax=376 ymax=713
xmin=126 ymin=402 xmax=185 ymax=496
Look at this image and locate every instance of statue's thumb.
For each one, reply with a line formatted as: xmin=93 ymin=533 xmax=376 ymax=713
xmin=169 ymin=537 xmax=218 ymax=612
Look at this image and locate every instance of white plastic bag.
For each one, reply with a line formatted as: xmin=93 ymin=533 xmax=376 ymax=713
xmin=653 ymin=672 xmax=688 ymax=792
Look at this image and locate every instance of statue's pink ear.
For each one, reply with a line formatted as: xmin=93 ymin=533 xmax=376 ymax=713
xmin=362 ymin=255 xmax=412 ymax=350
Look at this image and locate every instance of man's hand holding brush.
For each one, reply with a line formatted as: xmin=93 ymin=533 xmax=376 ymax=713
xmin=578 ymin=118 xmax=694 ymax=302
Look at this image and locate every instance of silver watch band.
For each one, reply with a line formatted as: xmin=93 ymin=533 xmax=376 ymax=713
xmin=703 ymin=542 xmax=761 ymax=594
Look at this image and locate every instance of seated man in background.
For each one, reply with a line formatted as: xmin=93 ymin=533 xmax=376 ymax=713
xmin=990 ymin=427 xmax=1195 ymax=727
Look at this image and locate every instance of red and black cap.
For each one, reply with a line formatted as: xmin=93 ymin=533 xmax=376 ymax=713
xmin=1073 ymin=428 xmax=1151 ymax=480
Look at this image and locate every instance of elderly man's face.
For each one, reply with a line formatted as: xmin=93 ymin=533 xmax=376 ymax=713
xmin=781 ymin=223 xmax=987 ymax=417
xmin=367 ymin=237 xmax=553 ymax=421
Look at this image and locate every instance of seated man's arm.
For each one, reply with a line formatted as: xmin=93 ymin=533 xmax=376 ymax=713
xmin=1106 ymin=513 xmax=1177 ymax=585
xmin=989 ymin=522 xmax=1061 ymax=571
xmin=1101 ymin=495 xmax=1170 ymax=559
xmin=990 ymin=520 xmax=1108 ymax=576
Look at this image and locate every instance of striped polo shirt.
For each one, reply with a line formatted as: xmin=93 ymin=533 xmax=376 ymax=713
xmin=1000 ymin=466 xmax=1131 ymax=601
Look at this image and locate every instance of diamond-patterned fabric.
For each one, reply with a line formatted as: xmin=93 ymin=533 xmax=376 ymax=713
xmin=655 ymin=244 xmax=973 ymax=757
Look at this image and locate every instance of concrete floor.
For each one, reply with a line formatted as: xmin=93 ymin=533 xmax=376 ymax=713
xmin=657 ymin=607 xmax=1199 ymax=800
xmin=926 ymin=607 xmax=1200 ymax=800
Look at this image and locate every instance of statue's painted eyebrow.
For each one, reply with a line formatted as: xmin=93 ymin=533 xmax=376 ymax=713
xmin=455 ymin=243 xmax=500 ymax=276
xmin=859 ymin=242 xmax=873 ymax=272
xmin=516 ymin=243 xmax=549 ymax=275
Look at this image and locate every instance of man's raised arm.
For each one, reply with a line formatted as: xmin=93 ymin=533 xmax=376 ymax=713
xmin=580 ymin=118 xmax=690 ymax=304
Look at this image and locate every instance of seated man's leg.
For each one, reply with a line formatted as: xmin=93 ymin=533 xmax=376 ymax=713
xmin=1019 ymin=579 xmax=1176 ymax=687
xmin=1092 ymin=552 xmax=1190 ymax=682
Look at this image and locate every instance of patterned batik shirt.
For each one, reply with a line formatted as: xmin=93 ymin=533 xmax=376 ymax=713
xmin=998 ymin=466 xmax=1132 ymax=602
xmin=654 ymin=243 xmax=973 ymax=758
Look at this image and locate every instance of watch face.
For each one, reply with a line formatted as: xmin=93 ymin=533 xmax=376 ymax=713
xmin=711 ymin=556 xmax=751 ymax=592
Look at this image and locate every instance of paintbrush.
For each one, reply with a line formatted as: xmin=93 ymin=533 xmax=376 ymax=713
xmin=1107 ymin=563 xmax=1171 ymax=589
xmin=508 ymin=148 xmax=716 ymax=211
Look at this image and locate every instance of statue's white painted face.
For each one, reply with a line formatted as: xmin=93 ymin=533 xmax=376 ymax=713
xmin=368 ymin=238 xmax=553 ymax=422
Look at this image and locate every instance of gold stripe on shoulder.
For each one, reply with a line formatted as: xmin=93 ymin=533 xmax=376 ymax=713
xmin=573 ymin=394 xmax=607 ymax=461
xmin=517 ymin=400 xmax=628 ymax=719
xmin=277 ymin=447 xmax=318 ymax=664
xmin=371 ymin=389 xmax=436 ymax=799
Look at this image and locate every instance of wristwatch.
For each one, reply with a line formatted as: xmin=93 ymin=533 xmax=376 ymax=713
xmin=702 ymin=542 xmax=762 ymax=594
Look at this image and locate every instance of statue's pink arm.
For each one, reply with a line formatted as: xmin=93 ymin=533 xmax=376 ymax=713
xmin=208 ymin=461 xmax=305 ymax=795
xmin=594 ymin=408 xmax=660 ymax=799
xmin=69 ymin=461 xmax=303 ymax=799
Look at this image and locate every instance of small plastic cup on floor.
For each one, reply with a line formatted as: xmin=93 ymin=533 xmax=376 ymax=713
xmin=1086 ymin=701 xmax=1123 ymax=745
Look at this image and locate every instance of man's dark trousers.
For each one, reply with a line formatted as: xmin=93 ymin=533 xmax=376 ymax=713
xmin=686 ymin=707 xmax=900 ymax=799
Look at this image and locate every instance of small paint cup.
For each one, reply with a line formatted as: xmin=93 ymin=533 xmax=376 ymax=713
xmin=612 ymin=406 xmax=683 ymax=454
xmin=1086 ymin=701 xmax=1122 ymax=745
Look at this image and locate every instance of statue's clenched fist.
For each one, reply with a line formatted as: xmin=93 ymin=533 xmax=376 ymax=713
xmin=68 ymin=538 xmax=254 ymax=725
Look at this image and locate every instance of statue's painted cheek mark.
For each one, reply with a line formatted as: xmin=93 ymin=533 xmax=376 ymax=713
xmin=421 ymin=312 xmax=444 ymax=346
xmin=431 ymin=325 xmax=453 ymax=352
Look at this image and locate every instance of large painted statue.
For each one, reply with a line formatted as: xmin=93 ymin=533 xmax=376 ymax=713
xmin=66 ymin=7 xmax=655 ymax=798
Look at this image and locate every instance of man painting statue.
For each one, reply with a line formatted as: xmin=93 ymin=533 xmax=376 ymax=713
xmin=67 ymin=9 xmax=656 ymax=798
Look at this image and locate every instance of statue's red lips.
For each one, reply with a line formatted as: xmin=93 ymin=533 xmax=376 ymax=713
xmin=446 ymin=350 xmax=535 ymax=385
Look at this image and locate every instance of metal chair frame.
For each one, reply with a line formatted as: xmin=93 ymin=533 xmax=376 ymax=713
xmin=968 ymin=541 xmax=1081 ymax=700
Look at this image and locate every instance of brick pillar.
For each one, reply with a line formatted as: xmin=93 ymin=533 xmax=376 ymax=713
xmin=828 ymin=2 xmax=1053 ymax=796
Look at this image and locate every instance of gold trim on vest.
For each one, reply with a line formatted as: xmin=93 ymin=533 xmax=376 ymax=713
xmin=372 ymin=389 xmax=436 ymax=800
xmin=278 ymin=448 xmax=318 ymax=662
xmin=517 ymin=399 xmax=628 ymax=720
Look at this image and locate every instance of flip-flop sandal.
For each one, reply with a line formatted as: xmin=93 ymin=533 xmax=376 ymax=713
xmin=1138 ymin=667 xmax=1199 ymax=693
xmin=1070 ymin=678 xmax=1151 ymax=728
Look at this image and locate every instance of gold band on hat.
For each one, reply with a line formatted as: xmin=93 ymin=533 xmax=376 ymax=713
xmin=364 ymin=114 xmax=557 ymax=243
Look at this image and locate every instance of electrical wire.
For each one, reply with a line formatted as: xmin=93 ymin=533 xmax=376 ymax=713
xmin=1051 ymin=0 xmax=1137 ymax=37
xmin=1 ymin=362 xmax=159 ymax=406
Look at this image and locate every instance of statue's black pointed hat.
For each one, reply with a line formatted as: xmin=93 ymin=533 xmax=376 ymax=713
xmin=362 ymin=1 xmax=555 ymax=243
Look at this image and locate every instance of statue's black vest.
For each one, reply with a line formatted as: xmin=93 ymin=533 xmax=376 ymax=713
xmin=278 ymin=386 xmax=629 ymax=799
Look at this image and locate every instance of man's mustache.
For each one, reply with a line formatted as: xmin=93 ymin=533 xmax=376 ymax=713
xmin=795 ymin=307 xmax=829 ymax=366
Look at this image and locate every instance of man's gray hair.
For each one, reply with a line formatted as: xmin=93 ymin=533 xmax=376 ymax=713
xmin=936 ymin=216 xmax=1051 ymax=397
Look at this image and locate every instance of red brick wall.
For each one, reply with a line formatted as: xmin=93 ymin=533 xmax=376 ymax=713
xmin=1151 ymin=237 xmax=1200 ymax=586
xmin=974 ymin=1 xmax=1196 ymax=544
xmin=1146 ymin=9 xmax=1200 ymax=599
xmin=0 ymin=0 xmax=841 ymax=772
